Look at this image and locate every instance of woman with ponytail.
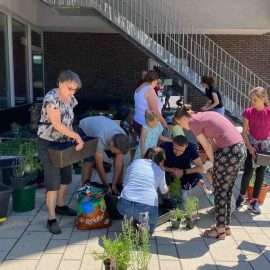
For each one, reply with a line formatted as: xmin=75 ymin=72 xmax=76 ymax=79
xmin=236 ymin=87 xmax=270 ymax=214
xmin=174 ymin=105 xmax=246 ymax=240
xmin=117 ymin=147 xmax=168 ymax=233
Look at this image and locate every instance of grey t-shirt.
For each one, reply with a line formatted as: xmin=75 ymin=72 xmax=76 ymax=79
xmin=79 ymin=116 xmax=126 ymax=153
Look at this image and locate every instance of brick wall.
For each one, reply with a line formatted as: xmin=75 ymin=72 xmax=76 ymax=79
xmin=44 ymin=32 xmax=148 ymax=112
xmin=44 ymin=32 xmax=270 ymax=115
xmin=208 ymin=34 xmax=270 ymax=84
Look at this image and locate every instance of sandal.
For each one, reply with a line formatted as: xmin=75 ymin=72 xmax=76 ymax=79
xmin=202 ymin=227 xmax=226 ymax=240
xmin=225 ymin=226 xmax=231 ymax=236
xmin=209 ymin=225 xmax=231 ymax=236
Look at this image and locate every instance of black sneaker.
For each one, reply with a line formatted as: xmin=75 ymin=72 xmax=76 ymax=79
xmin=235 ymin=195 xmax=244 ymax=209
xmin=249 ymin=200 xmax=261 ymax=215
xmin=47 ymin=219 xmax=61 ymax=234
xmin=55 ymin=205 xmax=77 ymax=216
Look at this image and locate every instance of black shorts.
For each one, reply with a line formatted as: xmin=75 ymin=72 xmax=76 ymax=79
xmin=38 ymin=138 xmax=72 ymax=191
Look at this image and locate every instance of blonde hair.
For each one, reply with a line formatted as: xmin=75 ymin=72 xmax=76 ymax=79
xmin=250 ymin=87 xmax=269 ymax=106
xmin=145 ymin=110 xmax=158 ymax=123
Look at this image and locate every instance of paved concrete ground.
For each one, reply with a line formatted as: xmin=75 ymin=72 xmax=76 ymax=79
xmin=1 ymin=172 xmax=270 ymax=270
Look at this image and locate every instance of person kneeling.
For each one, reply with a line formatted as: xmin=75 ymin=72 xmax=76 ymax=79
xmin=117 ymin=147 xmax=168 ymax=233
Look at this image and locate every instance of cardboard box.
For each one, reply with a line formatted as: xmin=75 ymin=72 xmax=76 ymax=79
xmin=256 ymin=152 xmax=270 ymax=166
xmin=48 ymin=138 xmax=98 ymax=168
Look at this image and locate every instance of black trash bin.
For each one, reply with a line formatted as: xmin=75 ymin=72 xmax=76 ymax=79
xmin=0 ymin=184 xmax=12 ymax=220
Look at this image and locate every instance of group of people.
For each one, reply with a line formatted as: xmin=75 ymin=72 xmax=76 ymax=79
xmin=37 ymin=69 xmax=270 ymax=241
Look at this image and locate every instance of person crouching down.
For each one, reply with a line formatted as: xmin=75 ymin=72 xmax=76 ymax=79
xmin=160 ymin=135 xmax=205 ymax=205
xmin=79 ymin=116 xmax=129 ymax=194
xmin=117 ymin=147 xmax=169 ymax=233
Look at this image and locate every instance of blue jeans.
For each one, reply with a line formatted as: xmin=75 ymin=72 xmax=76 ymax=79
xmin=211 ymin=106 xmax=225 ymax=115
xmin=117 ymin=197 xmax=158 ymax=233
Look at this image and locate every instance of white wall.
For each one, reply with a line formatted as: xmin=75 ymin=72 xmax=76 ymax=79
xmin=37 ymin=2 xmax=115 ymax=33
xmin=0 ymin=0 xmax=39 ymax=25
xmin=1 ymin=0 xmax=270 ymax=34
xmin=168 ymin=0 xmax=270 ymax=34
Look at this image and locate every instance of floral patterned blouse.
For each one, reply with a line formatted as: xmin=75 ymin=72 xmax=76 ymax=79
xmin=37 ymin=89 xmax=78 ymax=142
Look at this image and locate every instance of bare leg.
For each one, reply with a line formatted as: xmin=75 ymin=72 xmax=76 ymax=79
xmin=81 ymin=161 xmax=95 ymax=184
xmin=57 ymin=184 xmax=69 ymax=207
xmin=46 ymin=191 xmax=58 ymax=220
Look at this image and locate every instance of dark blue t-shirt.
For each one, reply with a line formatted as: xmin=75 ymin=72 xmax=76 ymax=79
xmin=161 ymin=142 xmax=199 ymax=169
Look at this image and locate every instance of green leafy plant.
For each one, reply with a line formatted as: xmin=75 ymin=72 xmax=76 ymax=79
xmin=96 ymin=232 xmax=131 ymax=270
xmin=16 ymin=141 xmax=41 ymax=177
xmin=95 ymin=217 xmax=151 ymax=270
xmin=169 ymin=177 xmax=181 ymax=198
xmin=170 ymin=207 xmax=186 ymax=221
xmin=184 ymin=196 xmax=199 ymax=230
xmin=121 ymin=218 xmax=151 ymax=270
xmin=185 ymin=196 xmax=199 ymax=219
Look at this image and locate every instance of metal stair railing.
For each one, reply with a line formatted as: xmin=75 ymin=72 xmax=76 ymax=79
xmin=41 ymin=0 xmax=270 ymax=119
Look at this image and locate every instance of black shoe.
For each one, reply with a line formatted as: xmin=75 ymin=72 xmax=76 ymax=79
xmin=236 ymin=195 xmax=244 ymax=209
xmin=47 ymin=219 xmax=61 ymax=234
xmin=55 ymin=205 xmax=77 ymax=216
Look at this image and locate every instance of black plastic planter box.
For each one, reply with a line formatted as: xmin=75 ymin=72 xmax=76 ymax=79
xmin=0 ymin=184 xmax=12 ymax=218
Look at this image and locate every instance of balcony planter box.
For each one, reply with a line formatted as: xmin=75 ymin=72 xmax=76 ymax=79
xmin=256 ymin=152 xmax=270 ymax=166
xmin=48 ymin=138 xmax=98 ymax=168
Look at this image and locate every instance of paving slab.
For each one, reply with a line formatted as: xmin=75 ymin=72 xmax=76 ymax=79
xmin=45 ymin=239 xmax=68 ymax=254
xmin=1 ymin=174 xmax=270 ymax=270
xmin=0 ymin=259 xmax=38 ymax=270
xmin=6 ymin=231 xmax=51 ymax=260
xmin=58 ymin=259 xmax=82 ymax=270
xmin=63 ymin=244 xmax=86 ymax=260
xmin=35 ymin=253 xmax=62 ymax=270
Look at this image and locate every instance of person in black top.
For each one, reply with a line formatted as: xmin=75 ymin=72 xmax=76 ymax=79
xmin=160 ymin=135 xmax=205 ymax=204
xmin=201 ymin=76 xmax=225 ymax=115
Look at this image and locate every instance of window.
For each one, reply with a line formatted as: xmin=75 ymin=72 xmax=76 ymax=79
xmin=0 ymin=12 xmax=9 ymax=109
xmin=31 ymin=30 xmax=41 ymax=48
xmin=32 ymin=53 xmax=44 ymax=102
xmin=12 ymin=19 xmax=28 ymax=106
xmin=31 ymin=30 xmax=44 ymax=102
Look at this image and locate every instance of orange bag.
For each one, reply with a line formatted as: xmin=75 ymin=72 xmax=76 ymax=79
xmin=75 ymin=184 xmax=112 ymax=230
xmin=75 ymin=204 xmax=111 ymax=230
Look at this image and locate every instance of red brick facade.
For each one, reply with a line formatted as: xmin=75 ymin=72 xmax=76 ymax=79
xmin=44 ymin=32 xmax=269 ymax=113
xmin=209 ymin=34 xmax=270 ymax=84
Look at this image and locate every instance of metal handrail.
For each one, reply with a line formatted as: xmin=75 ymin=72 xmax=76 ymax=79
xmin=40 ymin=0 xmax=270 ymax=119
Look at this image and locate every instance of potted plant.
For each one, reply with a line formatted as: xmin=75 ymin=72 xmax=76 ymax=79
xmin=95 ymin=218 xmax=151 ymax=270
xmin=169 ymin=177 xmax=181 ymax=199
xmin=12 ymin=141 xmax=41 ymax=188
xmin=121 ymin=218 xmax=151 ymax=270
xmin=10 ymin=140 xmax=41 ymax=213
xmin=247 ymin=175 xmax=270 ymax=205
xmin=184 ymin=196 xmax=199 ymax=230
xmin=170 ymin=208 xmax=186 ymax=229
xmin=97 ymin=233 xmax=131 ymax=270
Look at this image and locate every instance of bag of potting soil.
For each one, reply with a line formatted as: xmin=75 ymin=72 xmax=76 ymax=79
xmin=75 ymin=183 xmax=111 ymax=230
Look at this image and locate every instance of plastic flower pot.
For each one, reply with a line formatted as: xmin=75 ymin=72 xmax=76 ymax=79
xmin=247 ymin=184 xmax=270 ymax=205
xmin=12 ymin=185 xmax=36 ymax=212
xmin=185 ymin=217 xmax=194 ymax=230
xmin=0 ymin=184 xmax=12 ymax=219
xmin=170 ymin=219 xmax=180 ymax=229
xmin=103 ymin=258 xmax=116 ymax=270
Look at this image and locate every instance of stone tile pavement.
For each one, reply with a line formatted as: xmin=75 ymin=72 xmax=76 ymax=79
xmin=1 ymin=173 xmax=270 ymax=270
